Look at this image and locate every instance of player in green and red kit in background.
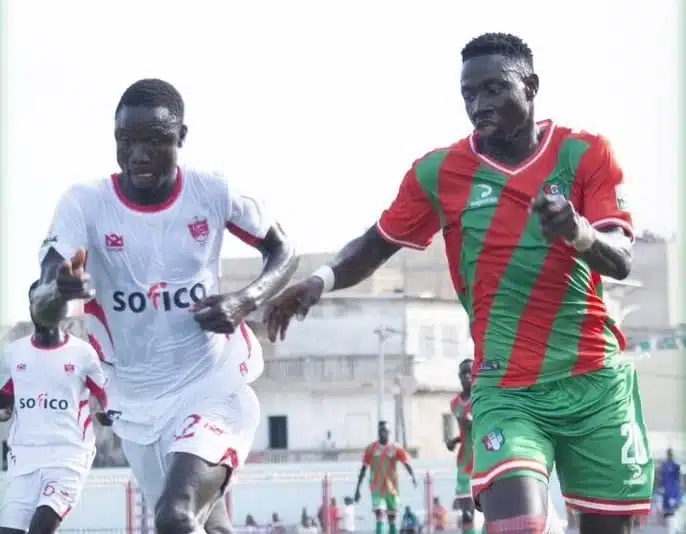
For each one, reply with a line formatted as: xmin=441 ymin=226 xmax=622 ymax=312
xmin=266 ymin=32 xmax=653 ymax=534
xmin=446 ymin=359 xmax=477 ymax=534
xmin=354 ymin=422 xmax=417 ymax=534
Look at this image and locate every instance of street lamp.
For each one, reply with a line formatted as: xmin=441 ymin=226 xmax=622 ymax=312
xmin=373 ymin=325 xmax=402 ymax=425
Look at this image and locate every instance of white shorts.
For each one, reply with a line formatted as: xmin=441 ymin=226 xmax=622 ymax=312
xmin=0 ymin=467 xmax=88 ymax=530
xmin=121 ymin=382 xmax=260 ymax=508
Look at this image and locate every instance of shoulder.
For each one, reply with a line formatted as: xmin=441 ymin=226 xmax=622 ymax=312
xmin=57 ymin=177 xmax=113 ymax=211
xmin=554 ymin=124 xmax=613 ymax=152
xmin=449 ymin=394 xmax=461 ymax=412
xmin=6 ymin=334 xmax=33 ymax=353
xmin=403 ymin=140 xmax=473 ymax=191
xmin=66 ymin=334 xmax=97 ymax=357
xmin=412 ymin=140 xmax=473 ymax=172
xmin=182 ymin=167 xmax=227 ymax=187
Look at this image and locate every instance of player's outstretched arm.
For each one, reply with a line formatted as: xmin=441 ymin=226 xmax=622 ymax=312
xmin=265 ymin=155 xmax=441 ymax=342
xmin=264 ymin=226 xmax=400 ymax=342
xmin=329 ymin=226 xmax=401 ymax=290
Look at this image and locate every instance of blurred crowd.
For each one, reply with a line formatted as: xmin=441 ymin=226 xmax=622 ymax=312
xmin=234 ymin=497 xmax=430 ymax=534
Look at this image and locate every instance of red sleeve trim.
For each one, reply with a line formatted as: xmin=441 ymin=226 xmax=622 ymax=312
xmin=375 ymin=220 xmax=427 ymax=250
xmin=226 ymin=222 xmax=264 ymax=248
xmin=86 ymin=376 xmax=108 ymax=409
xmin=0 ymin=379 xmax=13 ymax=396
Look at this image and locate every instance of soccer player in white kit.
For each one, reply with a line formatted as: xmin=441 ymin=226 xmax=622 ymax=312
xmin=30 ymin=79 xmax=298 ymax=534
xmin=0 ymin=282 xmax=108 ymax=534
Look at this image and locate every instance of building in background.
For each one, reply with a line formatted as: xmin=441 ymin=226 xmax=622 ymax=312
xmin=1 ymin=234 xmax=681 ymax=461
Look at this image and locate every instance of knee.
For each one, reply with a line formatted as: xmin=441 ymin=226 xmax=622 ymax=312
xmin=27 ymin=505 xmax=61 ymax=534
xmin=155 ymin=498 xmax=201 ymax=534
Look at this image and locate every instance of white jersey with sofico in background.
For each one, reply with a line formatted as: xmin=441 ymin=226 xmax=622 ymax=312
xmin=1 ymin=334 xmax=108 ymax=475
xmin=38 ymin=168 xmax=266 ymax=443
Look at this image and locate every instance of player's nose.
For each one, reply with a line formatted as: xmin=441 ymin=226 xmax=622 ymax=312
xmin=128 ymin=144 xmax=152 ymax=165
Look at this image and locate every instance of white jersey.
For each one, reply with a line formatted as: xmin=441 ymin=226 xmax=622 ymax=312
xmin=1 ymin=334 xmax=107 ymax=474
xmin=38 ymin=168 xmax=266 ymax=436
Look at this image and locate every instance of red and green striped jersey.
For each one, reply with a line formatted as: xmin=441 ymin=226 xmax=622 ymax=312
xmin=450 ymin=394 xmax=474 ymax=474
xmin=376 ymin=120 xmax=633 ymax=388
xmin=362 ymin=441 xmax=410 ymax=495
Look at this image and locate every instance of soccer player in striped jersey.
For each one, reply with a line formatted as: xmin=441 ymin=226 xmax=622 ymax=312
xmin=446 ymin=359 xmax=476 ymax=534
xmin=354 ymin=422 xmax=417 ymax=534
xmin=266 ymin=32 xmax=653 ymax=534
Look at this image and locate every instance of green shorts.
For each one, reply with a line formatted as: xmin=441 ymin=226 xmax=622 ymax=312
xmin=371 ymin=492 xmax=399 ymax=512
xmin=471 ymin=364 xmax=654 ymax=516
xmin=455 ymin=468 xmax=471 ymax=499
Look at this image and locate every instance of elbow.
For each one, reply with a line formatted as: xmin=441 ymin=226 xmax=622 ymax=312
xmin=612 ymin=262 xmax=631 ymax=281
xmin=611 ymin=252 xmax=633 ymax=281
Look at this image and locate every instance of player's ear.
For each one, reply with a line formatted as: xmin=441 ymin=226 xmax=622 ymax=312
xmin=524 ymin=74 xmax=539 ymax=101
xmin=178 ymin=124 xmax=188 ymax=148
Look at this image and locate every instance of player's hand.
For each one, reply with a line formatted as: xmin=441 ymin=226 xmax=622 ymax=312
xmin=263 ymin=277 xmax=324 ymax=342
xmin=445 ymin=438 xmax=459 ymax=452
xmin=192 ymin=292 xmax=258 ymax=334
xmin=531 ymin=193 xmax=579 ymax=243
xmin=354 ymin=488 xmax=361 ymax=503
xmin=55 ymin=248 xmax=94 ymax=301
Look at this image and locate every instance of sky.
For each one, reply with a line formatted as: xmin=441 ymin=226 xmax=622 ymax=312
xmin=1 ymin=0 xmax=680 ymax=324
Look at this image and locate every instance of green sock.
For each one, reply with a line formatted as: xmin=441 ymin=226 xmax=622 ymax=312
xmin=375 ymin=521 xmax=383 ymax=534
xmin=388 ymin=522 xmax=397 ymax=534
xmin=462 ymin=526 xmax=477 ymax=534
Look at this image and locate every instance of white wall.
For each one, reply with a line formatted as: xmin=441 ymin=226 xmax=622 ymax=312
xmin=271 ymin=298 xmax=405 ymax=357
xmin=666 ymin=240 xmax=682 ymax=326
xmin=256 ymin=390 xmax=396 ymax=450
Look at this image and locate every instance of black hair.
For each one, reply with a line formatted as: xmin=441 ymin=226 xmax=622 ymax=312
xmin=378 ymin=420 xmax=388 ymax=428
xmin=459 ymin=358 xmax=474 ymax=369
xmin=115 ymin=78 xmax=185 ymax=120
xmin=28 ymin=280 xmax=40 ymax=299
xmin=461 ymin=33 xmax=534 ymax=70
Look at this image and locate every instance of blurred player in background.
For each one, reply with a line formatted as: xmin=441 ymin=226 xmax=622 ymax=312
xmin=659 ymin=448 xmax=682 ymax=534
xmin=445 ymin=359 xmax=476 ymax=534
xmin=354 ymin=422 xmax=417 ymax=534
xmin=31 ymin=79 xmax=298 ymax=534
xmin=265 ymin=32 xmax=652 ymax=534
xmin=0 ymin=281 xmax=108 ymax=534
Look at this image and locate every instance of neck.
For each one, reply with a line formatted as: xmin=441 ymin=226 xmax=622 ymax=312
xmin=32 ymin=327 xmax=65 ymax=348
xmin=120 ymin=169 xmax=178 ymax=206
xmin=480 ymin=116 xmax=541 ymax=165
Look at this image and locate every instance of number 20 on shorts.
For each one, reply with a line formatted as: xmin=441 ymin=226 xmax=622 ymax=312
xmin=620 ymin=422 xmax=648 ymax=465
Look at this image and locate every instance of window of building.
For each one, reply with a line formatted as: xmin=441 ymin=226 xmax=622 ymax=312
xmin=268 ymin=415 xmax=289 ymax=449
